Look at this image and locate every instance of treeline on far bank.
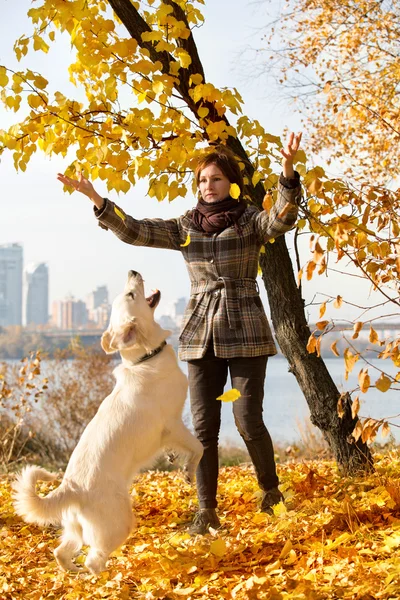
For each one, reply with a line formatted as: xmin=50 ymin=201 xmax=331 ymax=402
xmin=0 ymin=326 xmax=101 ymax=359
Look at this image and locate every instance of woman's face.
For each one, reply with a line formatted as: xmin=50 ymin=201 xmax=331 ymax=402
xmin=198 ymin=164 xmax=231 ymax=203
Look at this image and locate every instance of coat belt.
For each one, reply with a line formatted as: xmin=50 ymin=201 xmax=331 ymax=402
xmin=190 ymin=277 xmax=258 ymax=330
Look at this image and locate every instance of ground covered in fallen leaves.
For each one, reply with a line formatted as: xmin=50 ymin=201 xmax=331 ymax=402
xmin=2 ymin=453 xmax=400 ymax=599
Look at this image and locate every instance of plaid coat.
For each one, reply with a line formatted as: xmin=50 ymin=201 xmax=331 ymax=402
xmin=95 ymin=177 xmax=301 ymax=360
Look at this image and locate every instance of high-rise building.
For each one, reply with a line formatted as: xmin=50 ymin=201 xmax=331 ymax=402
xmin=25 ymin=263 xmax=49 ymax=326
xmin=51 ymin=297 xmax=88 ymax=330
xmin=86 ymin=285 xmax=110 ymax=328
xmin=0 ymin=243 xmax=23 ymax=327
xmin=173 ymin=297 xmax=187 ymax=327
xmin=86 ymin=285 xmax=109 ymax=311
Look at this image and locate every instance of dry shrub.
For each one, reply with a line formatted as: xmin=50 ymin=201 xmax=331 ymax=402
xmin=0 ymin=343 xmax=115 ymax=471
xmin=289 ymin=417 xmax=331 ymax=460
xmin=0 ymin=352 xmax=48 ymax=472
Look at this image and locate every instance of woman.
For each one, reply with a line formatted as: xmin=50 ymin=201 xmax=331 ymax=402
xmin=57 ymin=132 xmax=302 ymax=534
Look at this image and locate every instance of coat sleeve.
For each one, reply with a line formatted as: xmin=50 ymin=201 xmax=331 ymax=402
xmin=94 ymin=198 xmax=186 ymax=251
xmin=254 ymin=173 xmax=301 ymax=244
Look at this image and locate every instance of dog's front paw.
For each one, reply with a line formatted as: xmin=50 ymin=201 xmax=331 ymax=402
xmin=182 ymin=466 xmax=195 ymax=485
xmin=166 ymin=450 xmax=178 ymax=464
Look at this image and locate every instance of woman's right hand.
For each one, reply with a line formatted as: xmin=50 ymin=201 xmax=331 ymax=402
xmin=57 ymin=172 xmax=105 ymax=209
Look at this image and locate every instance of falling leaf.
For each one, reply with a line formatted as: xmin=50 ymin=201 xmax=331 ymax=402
xmin=217 ymin=389 xmax=241 ymax=402
xmin=229 ymin=183 xmax=241 ymax=199
xmin=180 ymin=234 xmax=191 ymax=247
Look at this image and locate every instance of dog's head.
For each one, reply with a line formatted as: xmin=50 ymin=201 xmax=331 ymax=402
xmin=101 ymin=270 xmax=163 ymax=355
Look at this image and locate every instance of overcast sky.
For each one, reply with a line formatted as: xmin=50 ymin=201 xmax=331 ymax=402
xmin=0 ymin=0 xmax=395 ymax=325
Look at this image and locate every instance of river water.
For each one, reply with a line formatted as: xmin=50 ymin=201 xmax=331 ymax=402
xmin=179 ymin=357 xmax=400 ymax=447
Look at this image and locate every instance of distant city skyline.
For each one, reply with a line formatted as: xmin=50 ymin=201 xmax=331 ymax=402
xmin=0 ymin=243 xmax=23 ymax=327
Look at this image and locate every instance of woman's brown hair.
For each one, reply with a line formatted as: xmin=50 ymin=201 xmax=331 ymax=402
xmin=194 ymin=146 xmax=244 ymax=195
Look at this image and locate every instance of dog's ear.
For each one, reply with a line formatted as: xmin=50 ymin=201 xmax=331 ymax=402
xmin=101 ymin=329 xmax=118 ymax=354
xmin=102 ymin=323 xmax=137 ymax=352
xmin=119 ymin=323 xmax=136 ymax=348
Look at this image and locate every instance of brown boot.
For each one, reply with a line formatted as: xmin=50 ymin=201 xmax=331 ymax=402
xmin=188 ymin=508 xmax=221 ymax=535
xmin=260 ymin=487 xmax=284 ymax=515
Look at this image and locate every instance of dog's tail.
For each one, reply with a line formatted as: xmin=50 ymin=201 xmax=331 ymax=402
xmin=13 ymin=466 xmax=75 ymax=526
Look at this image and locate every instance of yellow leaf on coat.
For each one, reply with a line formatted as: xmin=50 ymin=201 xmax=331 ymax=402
xmin=180 ymin=234 xmax=191 ymax=247
xmin=114 ymin=206 xmax=126 ymax=221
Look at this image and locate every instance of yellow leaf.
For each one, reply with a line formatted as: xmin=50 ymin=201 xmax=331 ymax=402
xmin=175 ymin=48 xmax=192 ymax=69
xmin=180 ymin=234 xmax=191 ymax=247
xmin=114 ymin=206 xmax=126 ymax=221
xmin=0 ymin=67 xmax=9 ymax=87
xmin=331 ymin=341 xmax=340 ymax=357
xmin=217 ymin=389 xmax=241 ymax=402
xmin=307 ymin=334 xmax=317 ymax=354
xmin=316 ymin=320 xmax=329 ymax=330
xmin=369 ymin=326 xmax=379 ymax=344
xmin=375 ymin=373 xmax=392 ymax=393
xmin=352 ymin=321 xmax=363 ymax=339
xmin=198 ymin=106 xmax=209 ymax=118
xmin=333 ymin=295 xmax=343 ymax=309
xmin=210 ymin=538 xmax=227 ymax=557
xmin=358 ymin=369 xmax=370 ymax=393
xmin=319 ymin=301 xmax=327 ymax=319
xmin=285 ymin=549 xmax=297 ymax=565
xmin=229 ymin=183 xmax=241 ymax=199
xmin=337 ymin=394 xmax=345 ymax=418
xmin=262 ymin=193 xmax=273 ymax=211
xmin=381 ymin=422 xmax=390 ymax=438
xmin=344 ymin=348 xmax=358 ymax=376
xmin=169 ymin=533 xmax=191 ymax=547
xmin=273 ymin=501 xmax=287 ymax=517
xmin=189 ymin=73 xmax=203 ymax=86
xmin=351 ymin=396 xmax=360 ymax=419
xmin=252 ymin=172 xmax=263 ymax=186
xmin=306 ymin=261 xmax=316 ymax=281
xmin=279 ymin=539 xmax=292 ymax=559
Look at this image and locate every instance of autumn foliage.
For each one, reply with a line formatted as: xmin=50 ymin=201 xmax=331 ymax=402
xmin=3 ymin=455 xmax=400 ymax=598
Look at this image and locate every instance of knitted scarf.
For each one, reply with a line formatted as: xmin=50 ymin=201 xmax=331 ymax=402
xmin=191 ymin=196 xmax=246 ymax=235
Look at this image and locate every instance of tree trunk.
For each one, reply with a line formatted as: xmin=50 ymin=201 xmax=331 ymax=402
xmin=107 ymin=0 xmax=373 ymax=474
xmin=260 ymin=240 xmax=373 ymax=473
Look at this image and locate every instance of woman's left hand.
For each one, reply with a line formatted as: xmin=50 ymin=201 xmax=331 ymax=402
xmin=280 ymin=132 xmax=302 ymax=178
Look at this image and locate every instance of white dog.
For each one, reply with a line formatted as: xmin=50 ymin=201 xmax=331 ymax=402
xmin=13 ymin=270 xmax=203 ymax=575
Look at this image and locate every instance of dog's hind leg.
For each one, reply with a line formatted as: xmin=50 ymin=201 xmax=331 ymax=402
xmin=162 ymin=423 xmax=204 ymax=484
xmin=83 ymin=493 xmax=134 ymax=575
xmin=54 ymin=516 xmax=83 ymax=572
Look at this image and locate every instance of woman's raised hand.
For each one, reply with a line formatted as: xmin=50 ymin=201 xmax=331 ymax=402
xmin=57 ymin=172 xmax=105 ymax=209
xmin=280 ymin=132 xmax=302 ymax=178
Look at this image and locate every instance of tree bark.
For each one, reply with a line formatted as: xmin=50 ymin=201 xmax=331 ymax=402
xmin=107 ymin=0 xmax=373 ymax=473
xmin=259 ymin=240 xmax=373 ymax=473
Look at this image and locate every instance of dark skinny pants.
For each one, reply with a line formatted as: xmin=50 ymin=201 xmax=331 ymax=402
xmin=188 ymin=345 xmax=279 ymax=509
